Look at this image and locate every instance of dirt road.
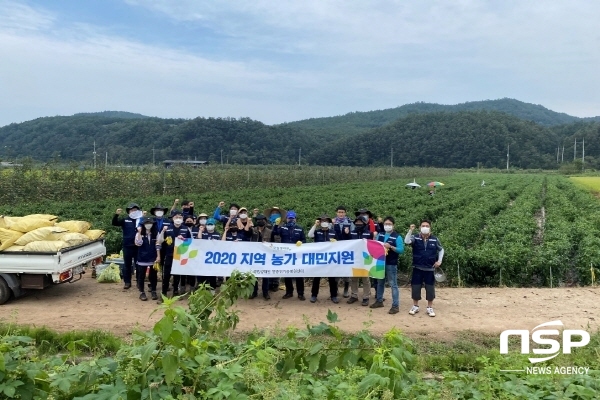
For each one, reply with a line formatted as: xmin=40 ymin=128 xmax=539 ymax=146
xmin=1 ymin=274 xmax=598 ymax=339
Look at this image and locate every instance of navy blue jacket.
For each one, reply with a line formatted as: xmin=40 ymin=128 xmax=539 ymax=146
xmin=136 ymin=233 xmax=159 ymax=264
xmin=112 ymin=214 xmax=140 ymax=247
xmin=272 ymin=224 xmax=306 ymax=244
xmin=313 ymin=229 xmax=336 ymax=242
xmin=351 ymin=229 xmax=373 ymax=240
xmin=201 ymin=231 xmax=222 ymax=240
xmin=332 ymin=219 xmax=353 ymax=241
xmin=224 ymin=231 xmax=244 ymax=241
xmin=162 ymin=224 xmax=191 ymax=255
xmin=376 ymin=232 xmax=403 ymax=266
xmin=409 ymin=235 xmax=442 ymax=271
xmin=152 ymin=217 xmax=170 ymax=235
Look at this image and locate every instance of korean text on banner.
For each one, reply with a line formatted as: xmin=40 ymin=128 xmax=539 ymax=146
xmin=172 ymin=238 xmax=387 ymax=278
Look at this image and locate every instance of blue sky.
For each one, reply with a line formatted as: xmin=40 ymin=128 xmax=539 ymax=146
xmin=0 ymin=0 xmax=599 ymax=127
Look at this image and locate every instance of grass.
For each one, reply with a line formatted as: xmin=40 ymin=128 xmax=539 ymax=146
xmin=0 ymin=323 xmax=123 ymax=356
xmin=570 ymin=176 xmax=600 ymax=192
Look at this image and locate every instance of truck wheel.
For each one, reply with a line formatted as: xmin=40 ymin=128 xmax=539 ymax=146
xmin=0 ymin=277 xmax=12 ymax=305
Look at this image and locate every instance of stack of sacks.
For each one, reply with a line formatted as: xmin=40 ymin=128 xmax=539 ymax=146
xmin=0 ymin=214 xmax=105 ymax=252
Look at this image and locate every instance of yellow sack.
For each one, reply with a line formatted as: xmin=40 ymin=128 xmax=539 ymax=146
xmin=84 ymin=230 xmax=106 ymax=240
xmin=24 ymin=214 xmax=58 ymax=221
xmin=0 ymin=228 xmax=24 ymax=251
xmin=56 ymin=220 xmax=91 ymax=234
xmin=4 ymin=245 xmax=25 ymax=252
xmin=23 ymin=240 xmax=70 ymax=252
xmin=59 ymin=232 xmax=90 ymax=246
xmin=15 ymin=226 xmax=69 ymax=246
xmin=4 ymin=217 xmax=55 ymax=233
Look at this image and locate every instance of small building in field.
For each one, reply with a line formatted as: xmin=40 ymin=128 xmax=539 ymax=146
xmin=163 ymin=160 xmax=209 ymax=168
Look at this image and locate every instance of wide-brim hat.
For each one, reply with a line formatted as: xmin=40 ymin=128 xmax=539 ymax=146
xmin=238 ymin=207 xmax=249 ymax=214
xmin=150 ymin=204 xmax=168 ymax=215
xmin=354 ymin=208 xmax=373 ymax=218
xmin=265 ymin=206 xmax=286 ymax=217
xmin=354 ymin=215 xmax=368 ymax=224
xmin=126 ymin=203 xmax=141 ymax=213
xmin=318 ymin=214 xmax=333 ymax=223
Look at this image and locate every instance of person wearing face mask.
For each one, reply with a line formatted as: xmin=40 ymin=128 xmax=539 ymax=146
xmin=170 ymin=199 xmax=195 ymax=220
xmin=355 ymin=208 xmax=379 ymax=234
xmin=197 ymin=213 xmax=209 ymax=229
xmin=112 ymin=202 xmax=143 ymax=290
xmin=222 ymin=216 xmax=244 ymax=241
xmin=332 ymin=206 xmax=353 ymax=298
xmin=371 ymin=217 xmax=404 ymax=314
xmin=236 ymin=207 xmax=253 ymax=241
xmin=405 ymin=220 xmax=444 ymax=317
xmin=264 ymin=206 xmax=285 ymax=292
xmin=178 ymin=215 xmax=199 ymax=294
xmin=249 ymin=214 xmax=273 ymax=300
xmin=196 ymin=218 xmax=220 ymax=292
xmin=347 ymin=216 xmax=373 ymax=306
xmin=159 ymin=210 xmax=191 ymax=301
xmin=214 ymin=201 xmax=240 ymax=230
xmin=272 ymin=210 xmax=306 ymax=301
xmin=134 ymin=217 xmax=162 ymax=301
xmin=307 ymin=215 xmax=339 ymax=304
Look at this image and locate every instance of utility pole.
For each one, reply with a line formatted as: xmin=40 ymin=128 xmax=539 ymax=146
xmin=152 ymin=148 xmax=155 ymax=166
xmin=390 ymin=147 xmax=393 ymax=167
xmin=221 ymin=149 xmax=223 ymax=166
xmin=105 ymin=152 xmax=108 ymax=167
xmin=561 ymin=145 xmax=564 ymax=163
xmin=556 ymin=146 xmax=559 ymax=163
xmin=506 ymin=144 xmax=509 ymax=171
xmin=574 ymin=139 xmax=577 ymax=161
xmin=582 ymin=137 xmax=585 ymax=171
xmin=299 ymin=148 xmax=301 ymax=166
xmin=93 ymin=141 xmax=97 ymax=169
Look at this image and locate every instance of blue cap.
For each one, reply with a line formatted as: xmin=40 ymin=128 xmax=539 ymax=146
xmin=286 ymin=211 xmax=297 ymax=219
xmin=207 ymin=218 xmax=216 ymax=225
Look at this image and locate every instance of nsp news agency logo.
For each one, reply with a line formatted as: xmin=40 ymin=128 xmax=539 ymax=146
xmin=499 ymin=320 xmax=590 ymax=375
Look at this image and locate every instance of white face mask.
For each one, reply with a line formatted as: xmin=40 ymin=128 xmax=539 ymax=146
xmin=144 ymin=224 xmax=153 ymax=230
xmin=173 ymin=218 xmax=183 ymax=225
xmin=229 ymin=209 xmax=238 ymax=217
xmin=199 ymin=218 xmax=207 ymax=225
xmin=238 ymin=213 xmax=248 ymax=219
xmin=206 ymin=225 xmax=215 ymax=232
xmin=129 ymin=210 xmax=142 ymax=219
xmin=154 ymin=211 xmax=164 ymax=218
xmin=320 ymin=222 xmax=330 ymax=229
xmin=384 ymin=225 xmax=393 ymax=232
xmin=421 ymin=226 xmax=431 ymax=235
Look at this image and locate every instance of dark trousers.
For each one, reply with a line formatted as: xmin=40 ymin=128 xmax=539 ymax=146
xmin=136 ymin=263 xmax=157 ymax=292
xmin=252 ymin=278 xmax=270 ymax=296
xmin=284 ymin=277 xmax=304 ymax=296
xmin=311 ymin=277 xmax=338 ymax=298
xmin=161 ymin=255 xmax=181 ymax=295
xmin=122 ymin=245 xmax=138 ymax=285
xmin=181 ymin=275 xmax=196 ymax=287
xmin=197 ymin=276 xmax=217 ymax=289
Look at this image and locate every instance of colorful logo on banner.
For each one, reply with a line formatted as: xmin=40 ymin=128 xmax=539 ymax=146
xmin=353 ymin=240 xmax=386 ymax=279
xmin=173 ymin=238 xmax=197 ymax=266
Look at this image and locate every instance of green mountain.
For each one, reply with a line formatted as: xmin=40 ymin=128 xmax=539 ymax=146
xmin=283 ymin=98 xmax=600 ymax=137
xmin=1 ymin=99 xmax=599 ymax=169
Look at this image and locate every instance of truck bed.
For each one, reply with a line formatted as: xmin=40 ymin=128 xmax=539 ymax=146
xmin=0 ymin=240 xmax=106 ymax=275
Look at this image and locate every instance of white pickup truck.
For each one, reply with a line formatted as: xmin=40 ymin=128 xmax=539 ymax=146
xmin=0 ymin=239 xmax=106 ymax=304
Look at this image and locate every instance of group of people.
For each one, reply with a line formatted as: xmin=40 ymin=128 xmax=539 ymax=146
xmin=112 ymin=199 xmax=444 ymax=316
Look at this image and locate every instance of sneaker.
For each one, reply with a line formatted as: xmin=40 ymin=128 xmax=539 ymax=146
xmin=369 ymin=301 xmax=384 ymax=309
xmin=427 ymin=307 xmax=436 ymax=317
xmin=347 ymin=297 xmax=358 ymax=304
xmin=282 ymin=293 xmax=293 ymax=299
xmin=263 ymin=293 xmax=271 ymax=300
xmin=123 ymin=283 xmax=131 ymax=290
xmin=409 ymin=306 xmax=420 ymax=315
xmin=150 ymin=291 xmax=158 ymax=300
xmin=331 ymin=297 xmax=339 ymax=304
xmin=139 ymin=292 xmax=147 ymax=301
xmin=389 ymin=306 xmax=399 ymax=314
xmin=298 ymin=295 xmax=306 ymax=301
xmin=310 ymin=296 xmax=317 ymax=303
xmin=361 ymin=299 xmax=369 ymax=307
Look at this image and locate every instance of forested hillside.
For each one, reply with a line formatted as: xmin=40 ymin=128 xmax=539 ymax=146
xmin=1 ymin=100 xmax=599 ymax=168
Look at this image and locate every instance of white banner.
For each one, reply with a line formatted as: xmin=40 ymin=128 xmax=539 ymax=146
xmin=172 ymin=238 xmax=387 ymax=278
